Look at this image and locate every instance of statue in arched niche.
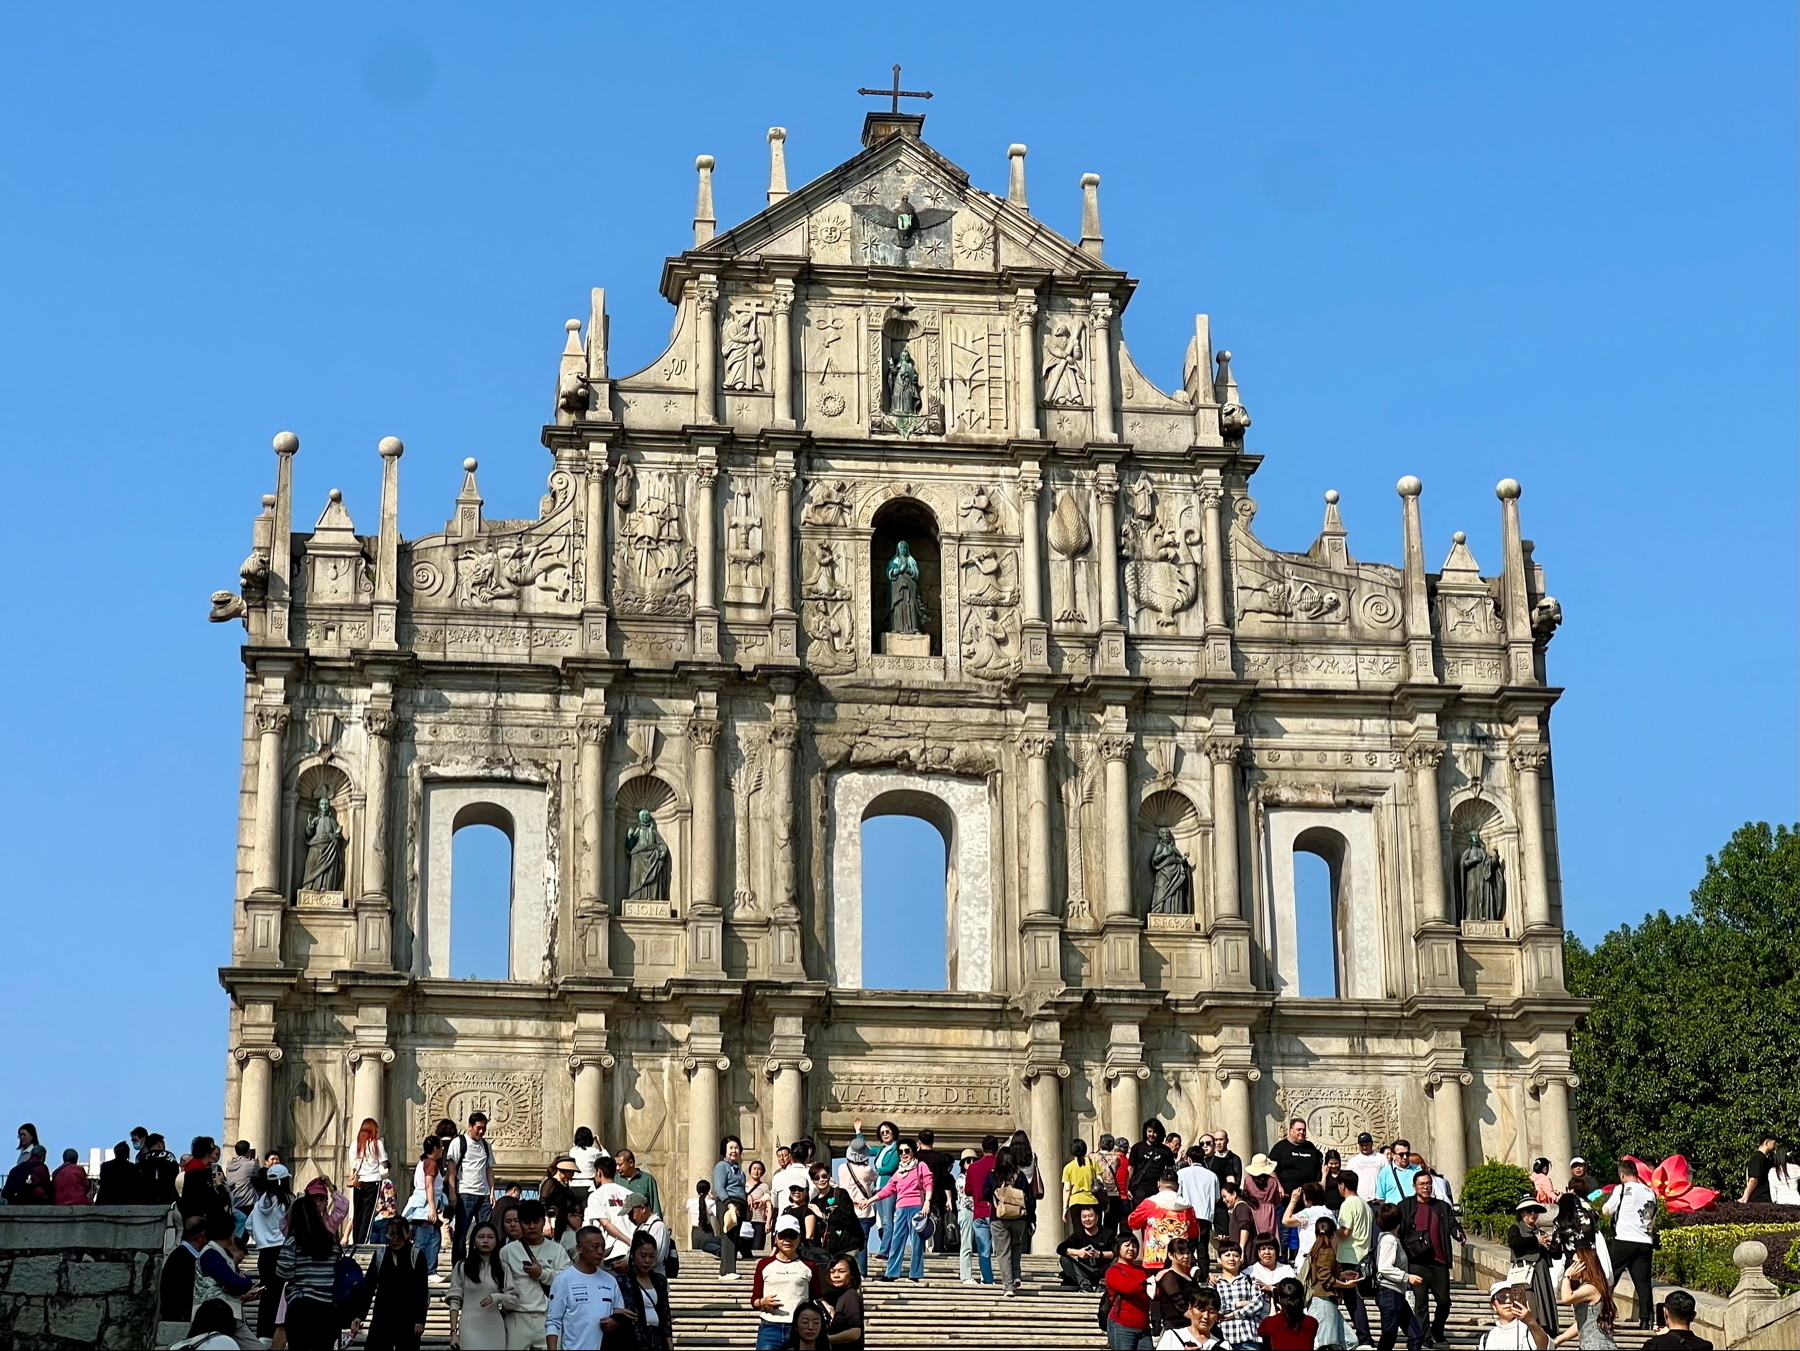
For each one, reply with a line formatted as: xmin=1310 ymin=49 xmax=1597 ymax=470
xmin=1456 ymin=829 xmax=1506 ymax=922
xmin=299 ymin=796 xmax=346 ymax=892
xmin=887 ymin=348 xmax=921 ymax=416
xmin=1148 ymin=827 xmax=1193 ymax=915
xmin=627 ymin=809 xmax=670 ymax=901
xmin=886 ymin=541 xmax=927 ymax=635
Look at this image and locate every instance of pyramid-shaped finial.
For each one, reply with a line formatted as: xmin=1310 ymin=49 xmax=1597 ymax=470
xmin=1440 ymin=530 xmax=1482 ymax=579
xmin=313 ymin=487 xmax=357 ymax=539
xmin=1308 ymin=490 xmax=1349 ymax=568
xmin=452 ymin=458 xmax=484 ymax=538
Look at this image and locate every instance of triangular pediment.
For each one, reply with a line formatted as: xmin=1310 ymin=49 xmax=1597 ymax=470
xmin=697 ymin=133 xmax=1106 ymax=280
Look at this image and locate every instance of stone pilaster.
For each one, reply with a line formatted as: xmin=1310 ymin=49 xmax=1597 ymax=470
xmin=1018 ymin=463 xmax=1049 ymax=672
xmin=771 ymin=278 xmax=796 ymax=429
xmin=244 ymin=704 xmax=290 ymax=966
xmin=684 ymin=1002 xmax=729 ymax=1203
xmin=576 ymin=715 xmax=613 ymax=975
xmin=1406 ymin=737 xmax=1459 ymax=992
xmin=232 ymin=1043 xmax=282 ymax=1160
xmin=694 ymin=276 xmax=719 ymax=426
xmin=1204 ymin=734 xmax=1252 ymax=989
xmin=1012 ymin=290 xmax=1039 ymax=439
xmin=1024 ymin=1045 xmax=1070 ymax=1253
xmin=583 ymin=439 xmax=613 ymax=652
xmin=769 ymin=457 xmax=798 ymax=662
xmin=1090 ymin=293 xmax=1118 ymax=443
xmin=686 ymin=714 xmax=724 ymax=977
xmin=767 ymin=721 xmax=804 ymax=978
xmin=692 ymin=452 xmax=721 ymax=660
xmin=354 ymin=705 xmax=398 ymax=971
xmin=1018 ymin=732 xmax=1060 ymax=986
xmin=1104 ymin=1023 xmax=1150 ymax=1142
xmin=1199 ymin=475 xmax=1232 ymax=675
xmin=1099 ymin=730 xmax=1141 ymax=987
xmin=1094 ymin=464 xmax=1126 ymax=674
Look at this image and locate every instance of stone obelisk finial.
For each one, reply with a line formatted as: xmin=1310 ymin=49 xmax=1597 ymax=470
xmin=767 ymin=128 xmax=789 ymax=204
xmin=1079 ymin=173 xmax=1103 ymax=257
xmin=1008 ymin=144 xmax=1029 ymax=211
xmin=693 ymin=155 xmax=716 ymax=246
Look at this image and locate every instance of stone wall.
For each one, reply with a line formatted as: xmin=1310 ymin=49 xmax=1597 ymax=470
xmin=0 ymin=1206 xmax=169 ymax=1351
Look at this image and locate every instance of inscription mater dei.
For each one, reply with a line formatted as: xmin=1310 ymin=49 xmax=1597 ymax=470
xmin=828 ymin=1071 xmax=1009 ymax=1114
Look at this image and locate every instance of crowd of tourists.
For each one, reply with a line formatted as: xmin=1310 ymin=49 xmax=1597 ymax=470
xmin=2 ymin=1114 xmax=1744 ymax=1350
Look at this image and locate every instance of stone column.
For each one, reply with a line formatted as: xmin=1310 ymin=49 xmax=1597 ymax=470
xmin=1204 ymin=737 xmax=1244 ymax=922
xmin=1511 ymin=744 xmax=1552 ymax=929
xmin=687 ymin=715 xmax=724 ymax=977
xmin=1018 ymin=465 xmax=1048 ymax=672
xmin=576 ymin=715 xmax=612 ymax=974
xmin=1199 ymin=477 xmax=1231 ymax=675
xmin=583 ymin=443 xmax=611 ymax=651
xmin=1026 ymin=1062 xmax=1069 ymax=1253
xmin=1022 ymin=736 xmax=1055 ymax=916
xmin=685 ymin=1052 xmax=729 ymax=1208
xmin=268 ymin=431 xmax=298 ymax=645
xmin=767 ymin=722 xmax=804 ymax=977
xmin=349 ymin=1047 xmax=394 ymax=1141
xmin=694 ymin=277 xmax=719 ymax=425
xmin=1407 ymin=740 xmax=1449 ymax=925
xmin=768 ymin=1059 xmax=811 ymax=1151
xmin=693 ymin=457 xmax=720 ymax=660
xmin=251 ymin=706 xmax=290 ymax=896
xmin=1095 ymin=466 xmax=1125 ymax=674
xmin=355 ymin=707 xmax=398 ymax=969
xmin=1108 ymin=1066 xmax=1147 ymax=1144
xmin=1397 ymin=477 xmax=1436 ymax=682
xmin=1218 ymin=1067 xmax=1260 ymax=1159
xmin=1428 ymin=1070 xmax=1473 ymax=1192
xmin=1013 ymin=290 xmax=1039 ymax=439
xmin=770 ymin=461 xmax=798 ymax=662
xmin=1090 ymin=295 xmax=1117 ymax=442
xmin=570 ymin=1053 xmax=615 ymax=1144
xmin=372 ymin=436 xmax=403 ymax=649
xmin=1497 ymin=479 xmax=1537 ymax=686
xmin=771 ymin=280 xmax=796 ymax=430
xmin=1535 ymin=1073 xmax=1576 ymax=1169
xmin=1099 ymin=731 xmax=1139 ymax=986
xmin=234 ymin=1047 xmax=282 ymax=1159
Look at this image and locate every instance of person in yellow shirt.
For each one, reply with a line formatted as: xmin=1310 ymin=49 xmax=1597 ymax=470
xmin=1062 ymin=1138 xmax=1101 ymax=1214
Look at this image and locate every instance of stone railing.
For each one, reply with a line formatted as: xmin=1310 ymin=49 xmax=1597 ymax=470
xmin=0 ymin=1204 xmax=170 ymax=1350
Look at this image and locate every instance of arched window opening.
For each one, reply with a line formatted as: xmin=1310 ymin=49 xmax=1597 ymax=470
xmin=1292 ymin=850 xmax=1339 ymax=996
xmin=860 ymin=797 xmax=950 ymax=990
xmin=871 ymin=497 xmax=942 ymax=655
xmin=450 ymin=805 xmax=514 ymax=980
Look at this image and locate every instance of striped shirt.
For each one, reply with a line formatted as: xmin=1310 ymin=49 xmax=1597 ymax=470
xmin=275 ymin=1246 xmax=341 ymax=1303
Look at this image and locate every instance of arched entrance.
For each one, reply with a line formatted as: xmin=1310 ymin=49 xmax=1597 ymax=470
xmin=827 ymin=770 xmax=994 ymax=992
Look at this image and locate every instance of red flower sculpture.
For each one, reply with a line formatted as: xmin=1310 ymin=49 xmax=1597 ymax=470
xmin=1617 ymin=1154 xmax=1720 ymax=1214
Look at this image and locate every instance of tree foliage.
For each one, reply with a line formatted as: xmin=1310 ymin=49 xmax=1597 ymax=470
xmin=1567 ymin=822 xmax=1800 ymax=1192
xmin=1462 ymin=1160 xmax=1534 ymax=1218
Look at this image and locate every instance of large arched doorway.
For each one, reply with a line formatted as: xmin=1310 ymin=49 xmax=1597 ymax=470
xmin=828 ymin=770 xmax=994 ymax=992
xmin=859 ymin=804 xmax=949 ymax=990
xmin=870 ymin=497 xmax=942 ymax=655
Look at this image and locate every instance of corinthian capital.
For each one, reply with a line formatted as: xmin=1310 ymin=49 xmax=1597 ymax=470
xmin=686 ymin=716 xmax=722 ymax=750
xmin=255 ymin=707 xmax=290 ymax=737
xmin=577 ymin=715 xmax=613 ymax=745
xmin=768 ymin=723 xmax=800 ymax=751
xmin=1404 ymin=739 xmax=1447 ymax=771
xmin=1099 ymin=734 xmax=1135 ymax=762
xmin=1508 ymin=743 xmax=1550 ymax=774
xmin=1016 ymin=733 xmax=1054 ymax=760
xmin=363 ymin=708 xmax=399 ymax=740
xmin=1203 ymin=736 xmax=1246 ymax=766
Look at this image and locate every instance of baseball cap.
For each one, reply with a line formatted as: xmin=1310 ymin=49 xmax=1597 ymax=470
xmin=303 ymin=1177 xmax=331 ymax=1196
xmin=265 ymin=1164 xmax=291 ymax=1180
xmin=623 ymin=1192 xmax=649 ymax=1212
xmin=774 ymin=1215 xmax=803 ymax=1237
xmin=1569 ymin=1156 xmax=1587 ymax=1166
xmin=1356 ymin=1132 xmax=1373 ymax=1143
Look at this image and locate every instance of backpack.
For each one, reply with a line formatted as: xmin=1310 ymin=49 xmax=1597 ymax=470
xmin=993 ymin=1184 xmax=1028 ymax=1221
xmin=1093 ymin=1152 xmax=1119 ymax=1198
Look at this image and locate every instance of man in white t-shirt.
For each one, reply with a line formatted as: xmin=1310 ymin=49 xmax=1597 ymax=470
xmin=1604 ymin=1162 xmax=1658 ymax=1331
xmin=1344 ymin=1132 xmax=1387 ymax=1199
xmin=770 ymin=1143 xmax=811 ymax=1204
xmin=545 ymin=1227 xmax=624 ymax=1351
xmin=501 ymin=1199 xmax=571 ymax=1350
xmin=447 ymin=1111 xmax=496 ymax=1263
xmin=582 ymin=1155 xmax=638 ymax=1266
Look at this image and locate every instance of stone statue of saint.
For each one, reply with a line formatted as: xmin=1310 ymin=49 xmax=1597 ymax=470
xmin=1457 ymin=830 xmax=1506 ymax=922
xmin=300 ymin=796 xmax=346 ymax=892
xmin=1148 ymin=827 xmax=1193 ymax=914
xmin=887 ymin=348 xmax=921 ymax=415
xmin=886 ymin=541 xmax=926 ymax=635
xmin=626 ymin=808 xmax=670 ymax=901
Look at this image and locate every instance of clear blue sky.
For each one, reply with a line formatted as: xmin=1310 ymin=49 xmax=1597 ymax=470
xmin=1 ymin=3 xmax=1791 ymax=1155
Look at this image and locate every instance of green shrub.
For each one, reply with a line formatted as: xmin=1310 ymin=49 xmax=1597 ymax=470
xmin=1461 ymin=1160 xmax=1534 ymax=1222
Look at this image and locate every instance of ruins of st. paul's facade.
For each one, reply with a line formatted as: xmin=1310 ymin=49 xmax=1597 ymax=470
xmin=214 ymin=106 xmax=1580 ymax=1252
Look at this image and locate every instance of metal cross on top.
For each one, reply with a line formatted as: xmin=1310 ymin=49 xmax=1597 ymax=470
xmin=857 ymin=64 xmax=933 ymax=115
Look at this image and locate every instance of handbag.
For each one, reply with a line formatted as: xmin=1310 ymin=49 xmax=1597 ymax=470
xmin=993 ymin=1185 xmax=1028 ymax=1221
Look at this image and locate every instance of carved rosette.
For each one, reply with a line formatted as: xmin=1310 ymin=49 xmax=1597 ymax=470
xmin=1509 ymin=744 xmax=1550 ymax=774
xmin=255 ymin=707 xmax=291 ymax=738
xmin=1403 ymin=740 xmax=1447 ymax=772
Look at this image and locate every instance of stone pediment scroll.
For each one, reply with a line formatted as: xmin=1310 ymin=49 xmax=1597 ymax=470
xmin=405 ymin=466 xmax=583 ymax=617
xmin=1229 ymin=496 xmax=1403 ymax=638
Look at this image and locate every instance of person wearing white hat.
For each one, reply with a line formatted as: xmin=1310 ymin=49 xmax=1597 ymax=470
xmin=1478 ymin=1280 xmax=1548 ymax=1350
xmin=749 ymin=1217 xmax=823 ymax=1349
xmin=247 ymin=1163 xmax=292 ymax=1343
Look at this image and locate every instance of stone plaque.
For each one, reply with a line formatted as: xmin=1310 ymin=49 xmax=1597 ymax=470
xmin=418 ymin=1071 xmax=543 ymax=1150
xmin=824 ymin=1070 xmax=1009 ymax=1116
xmin=1147 ymin=913 xmax=1198 ymax=932
xmin=1460 ymin=920 xmax=1506 ymax=938
xmin=1274 ymin=1085 xmax=1400 ymax=1153
xmin=622 ymin=900 xmax=674 ymax=918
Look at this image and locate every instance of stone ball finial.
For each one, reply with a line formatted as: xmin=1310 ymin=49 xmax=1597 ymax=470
xmin=1324 ymin=489 xmax=1340 ymax=505
xmin=378 ymin=436 xmax=404 ymax=458
xmin=1453 ymin=531 xmax=1467 ymax=545
xmin=261 ymin=494 xmax=278 ymax=509
xmin=564 ymin=318 xmax=581 ymax=333
xmin=768 ymin=127 xmax=787 ymax=143
xmin=272 ymin=430 xmax=299 ymax=455
xmin=1397 ymin=475 xmax=1423 ymax=497
xmin=1497 ymin=478 xmax=1522 ymax=500
xmin=328 ymin=488 xmax=342 ymax=503
xmin=463 ymin=457 xmax=479 ymax=473
xmin=1009 ymin=143 xmax=1028 ymax=158
xmin=1081 ymin=172 xmax=1101 ymax=188
xmin=695 ymin=154 xmax=715 ymax=171
xmin=1735 ymin=1239 xmax=1770 ymax=1269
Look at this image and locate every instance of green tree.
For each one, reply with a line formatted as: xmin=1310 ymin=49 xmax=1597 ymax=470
xmin=1567 ymin=822 xmax=1800 ymax=1192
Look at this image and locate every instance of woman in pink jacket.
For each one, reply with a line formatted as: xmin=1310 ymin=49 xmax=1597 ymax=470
xmin=871 ymin=1139 xmax=933 ymax=1282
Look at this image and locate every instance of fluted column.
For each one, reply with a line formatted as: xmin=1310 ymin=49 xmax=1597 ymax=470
xmin=687 ymin=715 xmax=724 ymax=977
xmin=772 ymin=280 xmax=795 ymax=429
xmin=1511 ymin=743 xmax=1552 ymax=929
xmin=576 ymin=716 xmax=612 ymax=974
xmin=1026 ymin=1062 xmax=1069 ymax=1253
xmin=234 ymin=1047 xmax=282 ymax=1159
xmin=1013 ymin=291 xmax=1040 ymax=438
xmin=694 ymin=277 xmax=719 ymax=425
xmin=1090 ymin=295 xmax=1118 ymax=442
xmin=1428 ymin=1069 xmax=1473 ymax=1191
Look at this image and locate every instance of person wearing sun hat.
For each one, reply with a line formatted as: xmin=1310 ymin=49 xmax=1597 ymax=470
xmin=1505 ymin=1196 xmax=1560 ymax=1336
xmin=1242 ymin=1153 xmax=1283 ymax=1246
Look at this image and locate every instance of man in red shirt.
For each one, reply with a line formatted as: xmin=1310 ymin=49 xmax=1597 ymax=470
xmin=51 ymin=1149 xmax=92 ymax=1205
xmin=962 ymin=1135 xmax=1000 ymax=1286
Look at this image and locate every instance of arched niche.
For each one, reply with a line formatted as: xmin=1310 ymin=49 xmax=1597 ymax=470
xmin=293 ymin=763 xmax=353 ymax=900
xmin=828 ymin=770 xmax=993 ymax=992
xmin=1137 ymin=788 xmax=1201 ymax=917
xmin=615 ymin=774 xmax=682 ymax=916
xmin=1263 ymin=807 xmax=1385 ymax=1000
xmin=870 ymin=496 xmax=942 ymax=655
xmin=1449 ymin=796 xmax=1514 ymax=927
xmin=419 ymin=780 xmax=550 ymax=982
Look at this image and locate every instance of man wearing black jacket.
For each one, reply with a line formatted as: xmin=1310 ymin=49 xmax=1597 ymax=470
xmin=1398 ymin=1169 xmax=1463 ymax=1347
xmin=1204 ymin=1131 xmax=1245 ymax=1235
xmin=136 ymin=1134 xmax=181 ymax=1206
xmin=914 ymin=1130 xmax=956 ymax=1250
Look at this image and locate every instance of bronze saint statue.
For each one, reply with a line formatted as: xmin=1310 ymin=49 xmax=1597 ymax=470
xmin=1148 ymin=827 xmax=1193 ymax=914
xmin=626 ymin=808 xmax=670 ymax=901
xmin=886 ymin=540 xmax=925 ymax=635
xmin=1457 ymin=830 xmax=1506 ymax=922
xmin=300 ymin=795 xmax=345 ymax=892
xmin=887 ymin=348 xmax=921 ymax=416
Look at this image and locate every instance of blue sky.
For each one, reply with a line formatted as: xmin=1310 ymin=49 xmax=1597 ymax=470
xmin=1 ymin=3 xmax=1791 ymax=1154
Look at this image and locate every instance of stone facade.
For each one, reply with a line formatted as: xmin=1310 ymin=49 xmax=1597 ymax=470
xmin=0 ymin=1206 xmax=168 ymax=1350
xmin=213 ymin=111 xmax=1584 ymax=1255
